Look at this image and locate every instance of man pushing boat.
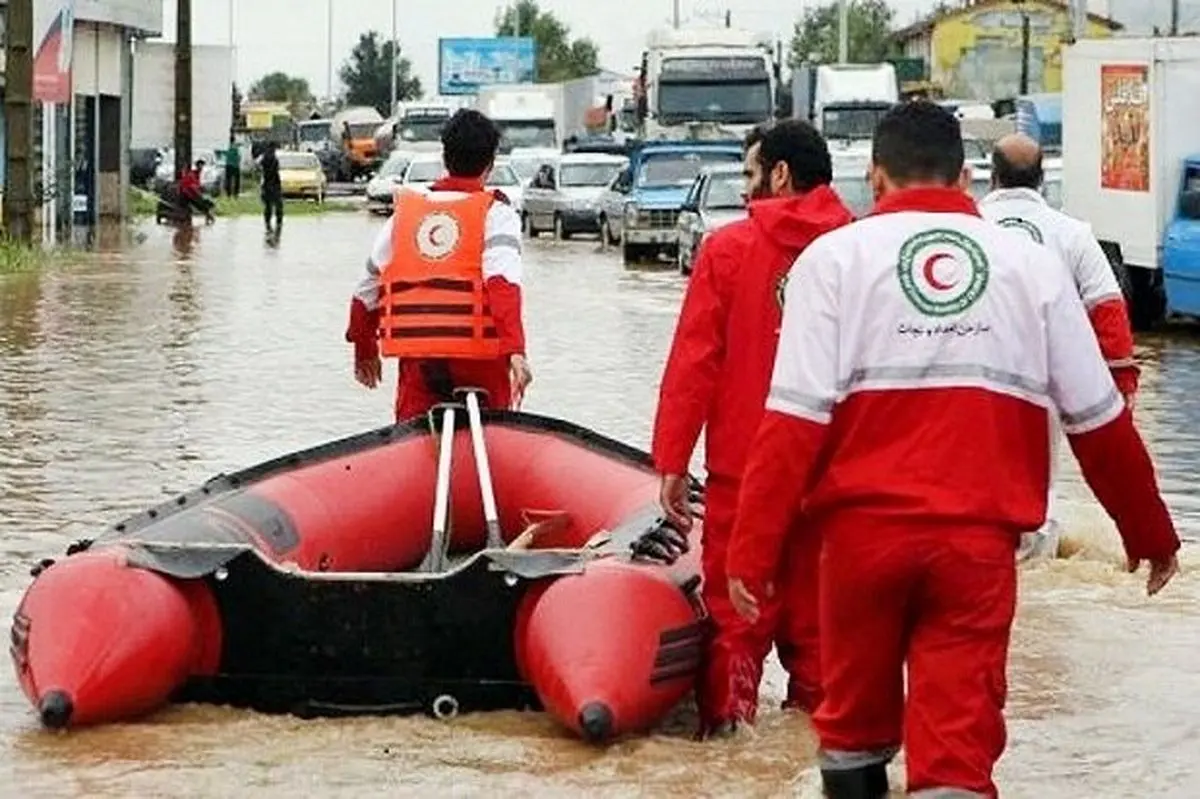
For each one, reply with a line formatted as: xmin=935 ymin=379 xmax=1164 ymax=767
xmin=346 ymin=108 xmax=533 ymax=420
xmin=651 ymin=120 xmax=854 ymax=737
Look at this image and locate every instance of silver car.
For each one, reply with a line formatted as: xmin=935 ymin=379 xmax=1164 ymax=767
xmin=522 ymin=153 xmax=627 ymax=239
xmin=365 ymin=150 xmax=416 ymax=214
xmin=596 ymin=166 xmax=634 ymax=247
xmin=676 ymin=164 xmax=746 ymax=275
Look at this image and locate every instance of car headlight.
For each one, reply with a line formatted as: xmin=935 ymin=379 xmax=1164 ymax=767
xmin=623 ymin=203 xmax=639 ymax=226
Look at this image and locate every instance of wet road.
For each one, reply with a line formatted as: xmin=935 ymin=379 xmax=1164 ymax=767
xmin=1 ymin=215 xmax=1197 ymax=797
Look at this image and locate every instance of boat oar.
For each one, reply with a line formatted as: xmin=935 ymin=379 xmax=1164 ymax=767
xmin=459 ymin=388 xmax=505 ymax=550
xmin=420 ymin=405 xmax=456 ymax=573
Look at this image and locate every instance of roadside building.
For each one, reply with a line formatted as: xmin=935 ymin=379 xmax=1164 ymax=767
xmin=891 ymin=0 xmax=1121 ymax=100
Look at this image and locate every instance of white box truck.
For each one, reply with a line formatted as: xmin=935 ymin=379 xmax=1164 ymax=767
xmin=1062 ymin=37 xmax=1200 ymax=328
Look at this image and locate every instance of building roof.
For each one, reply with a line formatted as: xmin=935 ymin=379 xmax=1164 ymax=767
xmin=891 ymin=0 xmax=1122 ymax=42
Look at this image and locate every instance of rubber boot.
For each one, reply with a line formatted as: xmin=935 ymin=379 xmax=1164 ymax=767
xmin=821 ymin=764 xmax=889 ymax=799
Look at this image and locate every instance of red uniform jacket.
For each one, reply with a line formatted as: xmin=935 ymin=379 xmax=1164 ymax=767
xmin=651 ymin=186 xmax=855 ymax=480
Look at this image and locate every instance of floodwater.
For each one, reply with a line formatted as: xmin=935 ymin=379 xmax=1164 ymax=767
xmin=0 ymin=215 xmax=1197 ymax=797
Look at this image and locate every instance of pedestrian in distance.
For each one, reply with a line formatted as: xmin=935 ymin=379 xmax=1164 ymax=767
xmin=651 ymin=119 xmax=854 ymax=737
xmin=346 ymin=108 xmax=532 ymax=422
xmin=224 ymin=137 xmax=242 ymax=198
xmin=979 ymin=133 xmax=1140 ymax=561
xmin=725 ymin=101 xmax=1179 ymax=798
xmin=259 ymin=143 xmax=283 ymax=234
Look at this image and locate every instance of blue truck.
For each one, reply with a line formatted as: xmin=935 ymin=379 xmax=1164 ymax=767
xmin=598 ymin=139 xmax=744 ymax=265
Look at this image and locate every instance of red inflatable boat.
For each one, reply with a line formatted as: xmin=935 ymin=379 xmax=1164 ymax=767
xmin=10 ymin=396 xmax=706 ymax=743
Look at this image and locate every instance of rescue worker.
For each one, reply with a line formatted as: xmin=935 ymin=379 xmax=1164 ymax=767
xmin=979 ymin=133 xmax=1139 ymax=560
xmin=651 ymin=119 xmax=854 ymax=737
xmin=725 ymin=102 xmax=1179 ymax=797
xmin=346 ymin=108 xmax=532 ymax=421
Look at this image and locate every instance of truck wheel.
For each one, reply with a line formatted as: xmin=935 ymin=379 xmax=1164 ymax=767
xmin=622 ymin=242 xmax=642 ymax=265
xmin=1099 ymin=241 xmax=1135 ymax=305
xmin=599 ymin=216 xmax=618 ymax=246
xmin=554 ymin=214 xmax=570 ymax=240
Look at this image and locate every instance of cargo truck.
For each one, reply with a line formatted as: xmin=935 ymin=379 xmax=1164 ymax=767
xmin=1062 ymin=37 xmax=1200 ymax=329
xmin=475 ymin=84 xmax=563 ymax=153
xmin=791 ymin=63 xmax=898 ymax=150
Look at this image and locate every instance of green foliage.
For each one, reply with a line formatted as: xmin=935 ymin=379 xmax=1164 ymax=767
xmin=248 ymin=72 xmax=313 ymax=108
xmin=339 ymin=32 xmax=423 ymax=115
xmin=789 ymin=0 xmax=897 ymax=67
xmin=494 ymin=1 xmax=600 ymax=82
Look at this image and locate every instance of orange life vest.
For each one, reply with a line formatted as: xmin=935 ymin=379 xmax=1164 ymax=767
xmin=378 ymin=188 xmax=501 ymax=360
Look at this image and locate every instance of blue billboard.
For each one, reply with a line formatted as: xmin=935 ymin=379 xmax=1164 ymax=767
xmin=438 ymin=37 xmax=537 ymax=96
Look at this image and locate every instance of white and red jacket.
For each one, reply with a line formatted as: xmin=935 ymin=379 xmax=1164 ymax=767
xmin=727 ymin=187 xmax=1179 ymax=594
xmin=979 ymin=187 xmax=1138 ymax=397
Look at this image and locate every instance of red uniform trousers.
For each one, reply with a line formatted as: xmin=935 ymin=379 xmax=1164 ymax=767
xmin=700 ymin=475 xmax=822 ymax=727
xmin=814 ymin=515 xmax=1017 ymax=798
xmin=394 ymin=358 xmax=512 ymax=422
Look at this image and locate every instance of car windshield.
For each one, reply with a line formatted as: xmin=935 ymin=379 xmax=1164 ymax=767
xmin=832 ymin=173 xmax=873 ymax=216
xmin=507 ymin=157 xmax=547 ymax=180
xmin=703 ymin=174 xmax=744 ymax=209
xmin=560 ymin=163 xmax=622 ymax=187
xmin=299 ymin=123 xmax=330 ymax=142
xmin=277 ymin=152 xmax=319 ymax=170
xmin=822 ymin=107 xmax=891 ymax=141
xmin=406 ymin=160 xmax=445 ymax=183
xmin=657 ymin=82 xmax=772 ymax=124
xmin=638 ymin=151 xmax=741 ymax=188
xmin=498 ymin=122 xmax=557 ymax=150
xmin=963 ymin=138 xmax=989 ymax=161
xmin=398 ymin=119 xmax=446 ymax=143
xmin=347 ymin=122 xmax=380 ymax=139
xmin=378 ymin=152 xmax=411 ymax=176
xmin=487 ymin=165 xmax=519 ymax=186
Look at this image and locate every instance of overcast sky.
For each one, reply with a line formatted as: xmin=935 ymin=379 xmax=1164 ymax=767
xmin=157 ymin=0 xmax=943 ymax=97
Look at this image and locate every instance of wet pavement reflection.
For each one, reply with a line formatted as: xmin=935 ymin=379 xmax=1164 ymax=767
xmin=1 ymin=215 xmax=1197 ymax=796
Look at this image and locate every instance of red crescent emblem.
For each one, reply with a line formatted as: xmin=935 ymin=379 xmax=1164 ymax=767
xmin=922 ymin=253 xmax=958 ymax=291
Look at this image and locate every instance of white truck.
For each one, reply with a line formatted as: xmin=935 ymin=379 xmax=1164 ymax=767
xmin=791 ymin=63 xmax=898 ymax=151
xmin=636 ymin=26 xmax=779 ymax=142
xmin=1062 ymin=37 xmax=1200 ymax=328
xmin=475 ymin=84 xmax=563 ymax=153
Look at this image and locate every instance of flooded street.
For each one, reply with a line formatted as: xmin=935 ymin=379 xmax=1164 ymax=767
xmin=1 ymin=214 xmax=1198 ymax=797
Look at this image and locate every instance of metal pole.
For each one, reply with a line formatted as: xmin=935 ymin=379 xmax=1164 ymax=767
xmin=514 ymin=2 xmax=521 ymax=39
xmin=326 ymin=0 xmax=334 ymax=103
xmin=838 ymin=0 xmax=849 ymax=64
xmin=673 ymin=0 xmax=680 ymax=28
xmin=1171 ymin=0 xmax=1180 ymax=35
xmin=93 ymin=23 xmax=100 ymax=228
xmin=1020 ymin=10 xmax=1031 ymax=94
xmin=174 ymin=0 xmax=192 ymax=179
xmin=1070 ymin=0 xmax=1087 ymax=42
xmin=390 ymin=0 xmax=397 ymax=114
xmin=3 ymin=0 xmax=34 ymax=242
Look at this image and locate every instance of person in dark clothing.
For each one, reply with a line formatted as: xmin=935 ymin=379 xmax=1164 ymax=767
xmin=259 ymin=144 xmax=283 ymax=233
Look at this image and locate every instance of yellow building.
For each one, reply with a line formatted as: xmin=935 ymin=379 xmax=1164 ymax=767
xmin=891 ymin=0 xmax=1122 ymax=100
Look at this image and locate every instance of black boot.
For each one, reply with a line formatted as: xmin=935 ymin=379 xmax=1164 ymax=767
xmin=821 ymin=763 xmax=889 ymax=798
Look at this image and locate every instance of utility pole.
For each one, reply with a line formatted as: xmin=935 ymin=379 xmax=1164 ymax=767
xmin=1019 ymin=8 xmax=1031 ymax=94
xmin=837 ymin=0 xmax=849 ymax=64
xmin=673 ymin=0 xmax=680 ymax=28
xmin=174 ymin=0 xmax=192 ymax=180
xmin=1069 ymin=0 xmax=1087 ymax=42
xmin=1171 ymin=0 xmax=1180 ymax=36
xmin=390 ymin=0 xmax=397 ymax=115
xmin=3 ymin=0 xmax=34 ymax=242
xmin=326 ymin=0 xmax=334 ymax=104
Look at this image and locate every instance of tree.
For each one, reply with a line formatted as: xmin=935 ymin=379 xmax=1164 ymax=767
xmin=339 ymin=32 xmax=422 ymax=115
xmin=494 ymin=1 xmax=599 ymax=83
xmin=788 ymin=0 xmax=897 ymax=67
xmin=248 ymin=72 xmax=313 ymax=109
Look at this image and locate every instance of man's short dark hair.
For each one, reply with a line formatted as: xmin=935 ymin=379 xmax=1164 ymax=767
xmin=992 ymin=147 xmax=1043 ymax=190
xmin=441 ymin=109 xmax=501 ymax=177
xmin=756 ymin=119 xmax=833 ymax=191
xmin=872 ymin=101 xmax=965 ymax=186
xmin=744 ymin=122 xmax=772 ymax=153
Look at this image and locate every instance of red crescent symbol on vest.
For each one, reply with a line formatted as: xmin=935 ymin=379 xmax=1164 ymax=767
xmin=922 ymin=253 xmax=958 ymax=291
xmin=427 ymin=223 xmax=444 ymax=247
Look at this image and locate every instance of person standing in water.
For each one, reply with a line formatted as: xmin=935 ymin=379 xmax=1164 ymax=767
xmin=259 ymin=143 xmax=283 ymax=234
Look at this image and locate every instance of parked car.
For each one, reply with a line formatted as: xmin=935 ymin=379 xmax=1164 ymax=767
xmin=486 ymin=160 xmax=525 ymax=213
xmin=365 ymin=150 xmax=417 ymax=214
xmin=675 ymin=164 xmax=746 ymax=274
xmin=522 ymin=153 xmax=627 ymax=239
xmin=153 ymin=149 xmax=224 ymax=195
xmin=277 ymin=151 xmax=327 ymax=202
xmin=400 ymin=153 xmax=446 ymax=189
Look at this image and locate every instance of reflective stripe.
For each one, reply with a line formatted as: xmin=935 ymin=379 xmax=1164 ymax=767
xmin=839 ymin=364 xmax=1048 ymax=399
xmin=909 ymin=789 xmax=989 ymax=798
xmin=1106 ymin=357 xmax=1137 ymax=369
xmin=769 ymin=385 xmax=835 ymax=414
xmin=1059 ymin=387 xmax=1123 ymax=433
xmin=819 ymin=746 xmax=898 ymax=771
xmin=484 ymin=233 xmax=521 ymax=251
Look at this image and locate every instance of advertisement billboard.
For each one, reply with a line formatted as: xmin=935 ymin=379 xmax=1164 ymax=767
xmin=34 ymin=0 xmax=77 ymax=103
xmin=438 ymin=37 xmax=536 ymax=96
xmin=1100 ymin=64 xmax=1150 ymax=193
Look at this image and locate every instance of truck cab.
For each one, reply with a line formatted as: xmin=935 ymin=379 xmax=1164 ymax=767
xmin=476 ymin=85 xmax=562 ymax=154
xmin=792 ymin=63 xmax=898 ymax=150
xmin=636 ymin=27 xmax=779 ymax=142
xmin=1161 ymin=156 xmax=1200 ymax=316
xmin=602 ymin=140 xmax=744 ymax=265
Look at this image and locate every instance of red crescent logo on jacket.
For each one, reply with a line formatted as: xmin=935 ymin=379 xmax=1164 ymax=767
xmin=415 ymin=212 xmax=461 ymax=260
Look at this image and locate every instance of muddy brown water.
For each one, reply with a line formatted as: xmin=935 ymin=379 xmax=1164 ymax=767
xmin=1 ymin=216 xmax=1197 ymax=797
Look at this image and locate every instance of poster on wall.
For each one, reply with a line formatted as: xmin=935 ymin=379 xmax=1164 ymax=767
xmin=33 ymin=0 xmax=77 ymax=104
xmin=1100 ymin=64 xmax=1150 ymax=192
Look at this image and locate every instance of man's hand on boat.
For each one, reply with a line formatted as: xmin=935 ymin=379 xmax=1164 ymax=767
xmin=355 ymin=356 xmax=382 ymax=389
xmin=1129 ymin=553 xmax=1179 ymax=596
xmin=510 ymin=354 xmax=532 ymax=408
xmin=659 ymin=474 xmax=694 ymax=532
